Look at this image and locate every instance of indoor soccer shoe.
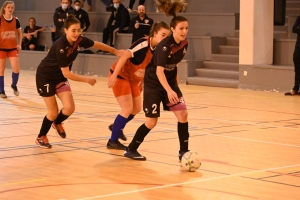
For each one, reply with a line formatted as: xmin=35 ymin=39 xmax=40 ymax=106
xmin=179 ymin=150 xmax=190 ymax=162
xmin=108 ymin=124 xmax=127 ymax=141
xmin=0 ymin=91 xmax=7 ymax=98
xmin=52 ymin=123 xmax=66 ymax=138
xmin=35 ymin=136 xmax=52 ymax=148
xmin=124 ymin=147 xmax=146 ymax=161
xmin=107 ymin=140 xmax=126 ymax=150
xmin=11 ymin=85 xmax=19 ymax=96
xmin=284 ymin=90 xmax=300 ymax=96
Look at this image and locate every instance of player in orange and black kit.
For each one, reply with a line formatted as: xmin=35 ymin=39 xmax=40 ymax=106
xmin=0 ymin=1 xmax=22 ymax=98
xmin=107 ymin=21 xmax=169 ymax=150
xmin=124 ymin=0 xmax=190 ymax=161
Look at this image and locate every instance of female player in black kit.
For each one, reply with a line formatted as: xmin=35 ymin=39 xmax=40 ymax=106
xmin=35 ymin=15 xmax=123 ymax=148
xmin=124 ymin=0 xmax=190 ymax=160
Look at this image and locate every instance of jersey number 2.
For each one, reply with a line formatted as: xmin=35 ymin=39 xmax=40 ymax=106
xmin=152 ymin=104 xmax=157 ymax=114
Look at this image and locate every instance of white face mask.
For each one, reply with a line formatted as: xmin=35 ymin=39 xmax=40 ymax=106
xmin=74 ymin=5 xmax=80 ymax=11
xmin=62 ymin=4 xmax=68 ymax=9
xmin=113 ymin=4 xmax=119 ymax=9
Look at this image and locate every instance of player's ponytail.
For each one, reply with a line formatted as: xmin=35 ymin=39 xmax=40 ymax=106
xmin=64 ymin=14 xmax=80 ymax=29
xmin=153 ymin=0 xmax=187 ymax=18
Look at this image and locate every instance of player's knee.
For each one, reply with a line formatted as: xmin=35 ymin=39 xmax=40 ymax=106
xmin=145 ymin=120 xmax=157 ymax=129
xmin=47 ymin=111 xmax=59 ymax=121
xmin=29 ymin=44 xmax=35 ymax=50
xmin=64 ymin=105 xmax=75 ymax=115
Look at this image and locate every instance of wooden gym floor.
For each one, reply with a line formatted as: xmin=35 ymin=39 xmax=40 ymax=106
xmin=0 ymin=69 xmax=299 ymax=200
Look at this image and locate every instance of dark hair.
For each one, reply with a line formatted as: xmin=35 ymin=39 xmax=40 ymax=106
xmin=64 ymin=14 xmax=80 ymax=29
xmin=29 ymin=17 xmax=36 ymax=25
xmin=154 ymin=0 xmax=187 ymax=18
xmin=170 ymin=16 xmax=188 ymax=29
xmin=149 ymin=21 xmax=169 ymax=37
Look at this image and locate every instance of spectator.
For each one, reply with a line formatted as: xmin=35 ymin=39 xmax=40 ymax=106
xmin=73 ymin=0 xmax=90 ymax=32
xmin=285 ymin=16 xmax=300 ymax=96
xmin=67 ymin=0 xmax=75 ymax=10
xmin=22 ymin=17 xmax=46 ymax=50
xmin=101 ymin=0 xmax=130 ymax=49
xmin=128 ymin=5 xmax=153 ymax=44
xmin=127 ymin=0 xmax=145 ymax=13
xmin=53 ymin=0 xmax=75 ymax=42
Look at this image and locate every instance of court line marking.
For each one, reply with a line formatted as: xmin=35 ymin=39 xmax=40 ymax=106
xmin=1 ymin=104 xmax=300 ymax=149
xmin=1 ymin=100 xmax=300 ymax=133
xmin=0 ymin=178 xmax=46 ymax=187
xmin=75 ymin=163 xmax=300 ymax=200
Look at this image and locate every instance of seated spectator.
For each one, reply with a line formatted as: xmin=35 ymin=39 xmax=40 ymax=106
xmin=127 ymin=0 xmax=145 ymax=12
xmin=101 ymin=0 xmax=130 ymax=50
xmin=53 ymin=0 xmax=75 ymax=42
xmin=73 ymin=0 xmax=90 ymax=32
xmin=22 ymin=17 xmax=46 ymax=50
xmin=128 ymin=5 xmax=153 ymax=44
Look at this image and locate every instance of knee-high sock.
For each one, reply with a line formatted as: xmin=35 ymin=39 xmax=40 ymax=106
xmin=127 ymin=114 xmax=135 ymax=123
xmin=38 ymin=116 xmax=54 ymax=137
xmin=0 ymin=76 xmax=4 ymax=92
xmin=110 ymin=114 xmax=128 ymax=142
xmin=54 ymin=110 xmax=69 ymax=125
xmin=128 ymin=123 xmax=151 ymax=151
xmin=178 ymin=122 xmax=189 ymax=152
xmin=12 ymin=72 xmax=19 ymax=87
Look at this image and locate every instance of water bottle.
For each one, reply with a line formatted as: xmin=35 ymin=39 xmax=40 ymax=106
xmin=44 ymin=44 xmax=47 ymax=52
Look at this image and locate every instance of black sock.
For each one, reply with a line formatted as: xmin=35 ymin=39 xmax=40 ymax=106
xmin=38 ymin=116 xmax=53 ymax=137
xmin=178 ymin=122 xmax=189 ymax=152
xmin=54 ymin=110 xmax=69 ymax=125
xmin=128 ymin=124 xmax=151 ymax=151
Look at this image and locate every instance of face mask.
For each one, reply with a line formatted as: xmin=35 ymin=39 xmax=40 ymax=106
xmin=74 ymin=5 xmax=80 ymax=11
xmin=62 ymin=4 xmax=68 ymax=9
xmin=113 ymin=4 xmax=119 ymax=9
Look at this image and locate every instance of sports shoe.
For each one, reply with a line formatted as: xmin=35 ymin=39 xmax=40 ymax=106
xmin=52 ymin=123 xmax=66 ymax=138
xmin=179 ymin=150 xmax=189 ymax=162
xmin=0 ymin=91 xmax=7 ymax=98
xmin=11 ymin=85 xmax=19 ymax=96
xmin=35 ymin=136 xmax=52 ymax=148
xmin=124 ymin=147 xmax=146 ymax=161
xmin=108 ymin=124 xmax=127 ymax=141
xmin=107 ymin=139 xmax=126 ymax=150
xmin=284 ymin=90 xmax=299 ymax=96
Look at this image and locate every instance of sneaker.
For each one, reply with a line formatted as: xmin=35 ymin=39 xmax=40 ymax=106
xmin=35 ymin=136 xmax=52 ymax=148
xmin=107 ymin=139 xmax=126 ymax=150
xmin=0 ymin=91 xmax=7 ymax=98
xmin=11 ymin=85 xmax=19 ymax=96
xmin=108 ymin=124 xmax=127 ymax=141
xmin=179 ymin=150 xmax=189 ymax=162
xmin=124 ymin=147 xmax=146 ymax=161
xmin=96 ymin=49 xmax=103 ymax=53
xmin=284 ymin=90 xmax=299 ymax=96
xmin=52 ymin=123 xmax=66 ymax=138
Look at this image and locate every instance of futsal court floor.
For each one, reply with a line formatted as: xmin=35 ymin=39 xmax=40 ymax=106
xmin=0 ymin=69 xmax=299 ymax=200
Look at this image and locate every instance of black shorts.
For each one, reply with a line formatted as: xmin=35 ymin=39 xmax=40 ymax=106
xmin=143 ymin=85 xmax=185 ymax=118
xmin=36 ymin=79 xmax=71 ymax=97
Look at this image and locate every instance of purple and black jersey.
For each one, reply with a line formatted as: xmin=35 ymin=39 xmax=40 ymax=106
xmin=144 ymin=34 xmax=188 ymax=90
xmin=36 ymin=35 xmax=94 ymax=83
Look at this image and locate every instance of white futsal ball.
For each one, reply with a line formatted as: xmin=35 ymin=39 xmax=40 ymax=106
xmin=181 ymin=151 xmax=201 ymax=172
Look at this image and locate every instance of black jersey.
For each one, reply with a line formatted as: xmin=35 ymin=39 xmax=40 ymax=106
xmin=144 ymin=35 xmax=188 ymax=90
xmin=36 ymin=35 xmax=94 ymax=83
